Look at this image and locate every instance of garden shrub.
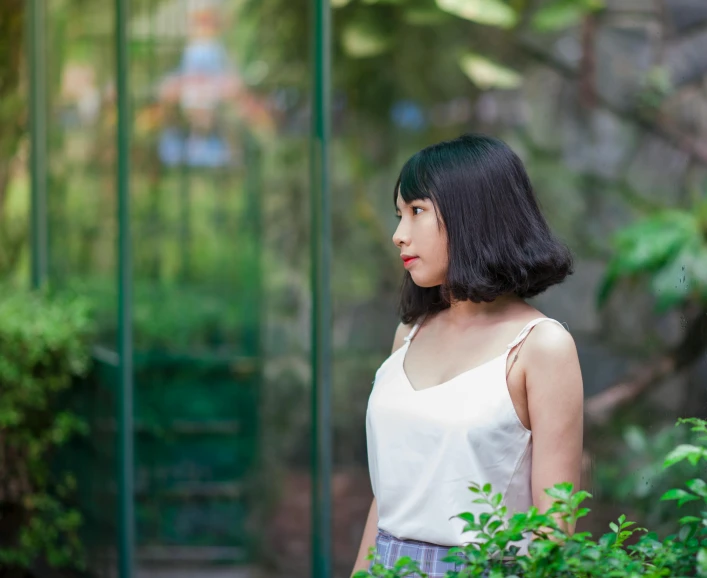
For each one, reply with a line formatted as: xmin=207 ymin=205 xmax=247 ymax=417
xmin=595 ymin=422 xmax=707 ymax=537
xmin=66 ymin=277 xmax=254 ymax=353
xmin=356 ymin=418 xmax=707 ymax=578
xmin=0 ymin=286 xmax=93 ymax=574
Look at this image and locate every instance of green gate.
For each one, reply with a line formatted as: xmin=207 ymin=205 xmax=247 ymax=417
xmin=31 ymin=0 xmax=265 ymax=569
xmin=26 ymin=0 xmax=332 ymax=575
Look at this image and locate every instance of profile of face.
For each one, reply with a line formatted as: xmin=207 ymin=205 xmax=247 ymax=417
xmin=393 ymin=192 xmax=449 ymax=288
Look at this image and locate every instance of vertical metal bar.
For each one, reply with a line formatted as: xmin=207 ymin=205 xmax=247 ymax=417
xmin=244 ymin=131 xmax=262 ymax=350
xmin=115 ymin=0 xmax=135 ymax=576
xmin=27 ymin=0 xmax=48 ymax=289
xmin=178 ymin=157 xmax=191 ymax=280
xmin=310 ymin=0 xmax=332 ymax=576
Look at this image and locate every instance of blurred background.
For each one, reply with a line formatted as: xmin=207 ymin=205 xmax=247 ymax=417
xmin=2 ymin=0 xmax=707 ymax=577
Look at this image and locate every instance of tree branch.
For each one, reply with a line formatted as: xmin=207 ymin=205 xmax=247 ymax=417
xmin=586 ymin=308 xmax=707 ymax=424
xmin=584 ymin=356 xmax=674 ymax=424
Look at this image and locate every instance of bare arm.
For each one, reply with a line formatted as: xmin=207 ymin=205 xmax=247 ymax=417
xmin=524 ymin=323 xmax=584 ymax=534
xmin=351 ymin=322 xmax=410 ymax=575
xmin=351 ymin=497 xmax=379 ymax=575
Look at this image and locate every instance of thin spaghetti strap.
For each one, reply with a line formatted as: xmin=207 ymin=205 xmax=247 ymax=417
xmin=505 ymin=318 xmax=567 ymax=377
xmin=506 ymin=318 xmax=567 ymax=350
xmin=404 ymin=314 xmax=427 ymax=343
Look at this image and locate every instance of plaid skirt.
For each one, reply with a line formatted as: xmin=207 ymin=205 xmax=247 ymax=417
xmin=370 ymin=529 xmax=470 ymax=578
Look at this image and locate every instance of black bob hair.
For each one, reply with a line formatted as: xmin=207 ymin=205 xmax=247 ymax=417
xmin=396 ymin=133 xmax=573 ymax=325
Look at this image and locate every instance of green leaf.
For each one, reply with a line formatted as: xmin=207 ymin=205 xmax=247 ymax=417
xmin=436 ymin=0 xmax=518 ymax=28
xmin=671 ymin=242 xmax=707 ymax=306
xmin=487 ymin=520 xmax=503 ymax=534
xmin=664 ymin=444 xmax=705 ymax=468
xmin=616 ymin=212 xmax=698 ymax=273
xmin=570 ymin=490 xmax=592 ymax=509
xmin=341 ymin=19 xmax=392 ymax=58
xmin=404 ymin=6 xmax=453 ymax=25
xmin=545 ymin=482 xmax=573 ymax=502
xmin=600 ymin=211 xmax=700 ymax=307
xmin=623 ymin=426 xmax=648 ymax=453
xmin=392 ymin=555 xmax=415 ymax=569
xmin=661 ymin=488 xmax=700 ymax=507
xmin=652 ymin=250 xmax=693 ymax=311
xmin=698 ymin=548 xmax=707 ymax=576
xmin=457 ymin=512 xmax=476 ymax=524
xmin=576 ymin=507 xmax=591 ymax=519
xmin=532 ymin=0 xmax=604 ymax=32
xmin=459 ymin=53 xmax=522 ymax=90
xmin=679 ymin=417 xmax=707 ymax=432
xmin=530 ymin=539 xmax=558 ymax=556
xmin=687 ymin=479 xmax=707 ymax=498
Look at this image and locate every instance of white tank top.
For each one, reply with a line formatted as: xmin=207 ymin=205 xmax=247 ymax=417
xmin=366 ymin=317 xmax=566 ymax=547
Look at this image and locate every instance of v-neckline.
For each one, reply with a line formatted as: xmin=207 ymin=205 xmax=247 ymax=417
xmin=400 ymin=340 xmax=508 ymax=393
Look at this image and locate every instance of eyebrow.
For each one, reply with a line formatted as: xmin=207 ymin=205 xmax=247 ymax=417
xmin=396 ymin=197 xmax=429 ymax=211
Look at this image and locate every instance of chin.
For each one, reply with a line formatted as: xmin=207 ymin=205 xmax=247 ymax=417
xmin=409 ymin=272 xmax=443 ymax=288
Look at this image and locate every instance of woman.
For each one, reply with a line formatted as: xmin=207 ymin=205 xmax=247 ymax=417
xmin=351 ymin=134 xmax=584 ymax=576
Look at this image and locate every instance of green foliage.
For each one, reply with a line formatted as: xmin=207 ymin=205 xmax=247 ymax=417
xmin=342 ymin=11 xmax=395 ymax=57
xmin=0 ymin=286 xmax=93 ymax=571
xmin=435 ymin=0 xmax=518 ymax=29
xmin=636 ymin=67 xmax=674 ymax=118
xmin=598 ymin=205 xmax=707 ymax=311
xmin=0 ymin=0 xmax=29 ymax=278
xmin=531 ymin=0 xmax=604 ymax=33
xmin=66 ymin=277 xmax=256 ymax=353
xmin=594 ymin=423 xmax=707 ymax=536
xmin=459 ymin=52 xmax=523 ymax=90
xmin=354 ymin=418 xmax=707 ymax=577
xmin=245 ymin=0 xmax=603 ymax=125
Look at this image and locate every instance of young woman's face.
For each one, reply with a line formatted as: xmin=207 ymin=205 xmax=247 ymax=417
xmin=393 ymin=193 xmax=448 ymax=287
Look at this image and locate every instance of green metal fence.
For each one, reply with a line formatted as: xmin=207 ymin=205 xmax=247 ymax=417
xmin=25 ymin=0 xmax=331 ymax=576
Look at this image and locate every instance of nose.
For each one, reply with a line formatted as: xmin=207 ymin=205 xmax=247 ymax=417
xmin=392 ymin=218 xmax=410 ymax=248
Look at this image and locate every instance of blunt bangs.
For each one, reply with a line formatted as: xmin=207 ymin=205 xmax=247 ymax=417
xmin=396 ymin=133 xmax=574 ymax=325
xmin=395 ymin=151 xmax=433 ymax=206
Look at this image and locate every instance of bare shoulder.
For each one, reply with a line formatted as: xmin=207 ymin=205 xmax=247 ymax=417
xmin=522 ymin=320 xmax=583 ymax=391
xmin=525 ymin=320 xmax=578 ymax=360
xmin=391 ymin=322 xmax=412 ymax=354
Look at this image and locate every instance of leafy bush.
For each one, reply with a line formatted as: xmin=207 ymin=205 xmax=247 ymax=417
xmin=595 ymin=423 xmax=707 ymax=536
xmin=355 ymin=418 xmax=707 ymax=578
xmin=0 ymin=286 xmax=93 ymax=574
xmin=599 ymin=206 xmax=707 ymax=312
xmin=67 ymin=277 xmax=256 ymax=354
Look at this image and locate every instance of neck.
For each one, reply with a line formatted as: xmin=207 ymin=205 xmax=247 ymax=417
xmin=444 ymin=292 xmax=523 ymax=323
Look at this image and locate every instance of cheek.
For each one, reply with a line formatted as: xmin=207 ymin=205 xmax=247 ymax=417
xmin=426 ymin=223 xmax=448 ymax=261
xmin=412 ymin=223 xmax=448 ymax=285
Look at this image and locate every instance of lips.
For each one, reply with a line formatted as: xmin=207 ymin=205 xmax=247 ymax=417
xmin=401 ymin=255 xmax=419 ymax=268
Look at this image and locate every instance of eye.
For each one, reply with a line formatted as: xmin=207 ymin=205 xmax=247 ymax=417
xmin=412 ymin=206 xmax=424 ymax=215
